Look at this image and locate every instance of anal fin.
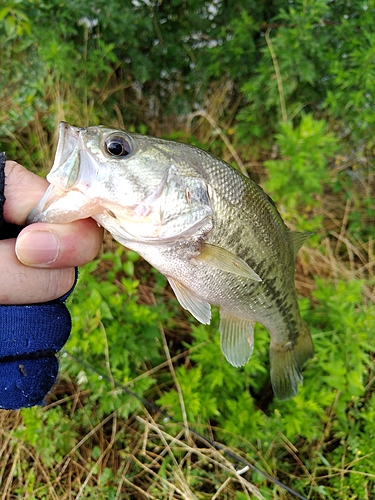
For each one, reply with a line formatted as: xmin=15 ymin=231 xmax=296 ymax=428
xmin=168 ymin=277 xmax=211 ymax=325
xmin=219 ymin=310 xmax=255 ymax=368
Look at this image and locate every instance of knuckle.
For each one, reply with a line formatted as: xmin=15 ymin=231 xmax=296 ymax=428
xmin=45 ymin=268 xmax=76 ymax=300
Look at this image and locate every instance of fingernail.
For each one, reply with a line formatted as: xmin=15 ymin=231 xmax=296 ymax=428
xmin=16 ymin=230 xmax=60 ymax=265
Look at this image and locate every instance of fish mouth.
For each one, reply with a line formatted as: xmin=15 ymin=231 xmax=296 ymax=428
xmin=27 ymin=184 xmax=105 ymax=224
xmin=26 ymin=181 xmax=161 ymax=243
xmin=27 ymin=121 xmax=104 ymax=224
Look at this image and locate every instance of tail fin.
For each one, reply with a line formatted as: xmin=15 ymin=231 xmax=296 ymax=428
xmin=270 ymin=321 xmax=314 ymax=401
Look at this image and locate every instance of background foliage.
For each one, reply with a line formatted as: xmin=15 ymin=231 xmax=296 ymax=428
xmin=1 ymin=0 xmax=374 ymax=498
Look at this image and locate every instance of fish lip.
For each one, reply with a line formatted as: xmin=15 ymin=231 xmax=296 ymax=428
xmin=49 ymin=122 xmax=83 ymax=190
xmin=27 ymin=184 xmax=65 ymax=224
xmin=55 ymin=122 xmax=80 ymax=170
xmin=26 ymin=184 xmax=105 ymax=224
xmin=58 ymin=121 xmax=80 ymax=147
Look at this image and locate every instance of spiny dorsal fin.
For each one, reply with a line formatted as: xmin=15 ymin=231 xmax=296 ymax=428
xmin=290 ymin=231 xmax=312 ymax=258
xmin=219 ymin=310 xmax=255 ymax=368
xmin=195 ymin=243 xmax=262 ymax=282
xmin=167 ymin=277 xmax=211 ymax=325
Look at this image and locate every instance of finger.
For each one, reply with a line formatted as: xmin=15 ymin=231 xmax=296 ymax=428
xmin=0 ymin=239 xmax=76 ymax=304
xmin=4 ymin=161 xmax=49 ymax=225
xmin=15 ymin=218 xmax=104 ymax=268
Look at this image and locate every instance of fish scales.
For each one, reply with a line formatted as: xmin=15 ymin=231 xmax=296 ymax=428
xmin=203 ymin=166 xmax=301 ymax=337
xmin=28 ymin=122 xmax=314 ymax=401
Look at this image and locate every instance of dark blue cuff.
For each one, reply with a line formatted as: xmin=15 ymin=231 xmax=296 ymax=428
xmin=0 ymin=276 xmax=77 ymax=409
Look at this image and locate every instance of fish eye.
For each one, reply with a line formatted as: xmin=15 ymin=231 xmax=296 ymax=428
xmin=105 ymin=135 xmax=132 ymax=157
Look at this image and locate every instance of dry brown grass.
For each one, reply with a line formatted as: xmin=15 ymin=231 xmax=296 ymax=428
xmin=0 ymin=389 xmax=269 ymax=499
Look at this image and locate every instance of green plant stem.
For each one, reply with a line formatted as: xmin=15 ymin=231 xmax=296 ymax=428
xmin=266 ymin=28 xmax=288 ymax=124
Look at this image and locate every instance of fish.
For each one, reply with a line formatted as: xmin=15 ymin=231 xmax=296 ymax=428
xmin=28 ymin=121 xmax=314 ymax=401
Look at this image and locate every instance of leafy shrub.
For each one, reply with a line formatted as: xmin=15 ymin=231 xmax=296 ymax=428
xmin=63 ymin=248 xmax=164 ymax=421
xmin=263 ymin=114 xmax=338 ymax=215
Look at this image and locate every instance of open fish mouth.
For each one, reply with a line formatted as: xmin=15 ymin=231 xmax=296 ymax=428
xmin=27 ymin=122 xmax=100 ymax=224
xmin=27 ymin=184 xmax=104 ymax=224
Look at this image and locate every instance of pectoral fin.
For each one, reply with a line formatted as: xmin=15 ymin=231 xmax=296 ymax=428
xmin=195 ymin=243 xmax=262 ymax=282
xmin=168 ymin=277 xmax=211 ymax=324
xmin=219 ymin=310 xmax=255 ymax=368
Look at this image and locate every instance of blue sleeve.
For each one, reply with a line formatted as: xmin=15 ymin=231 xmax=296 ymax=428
xmin=0 ymin=283 xmax=76 ymax=409
xmin=0 ymin=152 xmax=76 ymax=409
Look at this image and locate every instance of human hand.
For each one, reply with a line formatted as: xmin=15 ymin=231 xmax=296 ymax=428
xmin=1 ymin=161 xmax=104 ymax=304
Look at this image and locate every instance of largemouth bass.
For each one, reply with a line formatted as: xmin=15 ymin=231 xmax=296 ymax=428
xmin=28 ymin=122 xmax=314 ymax=400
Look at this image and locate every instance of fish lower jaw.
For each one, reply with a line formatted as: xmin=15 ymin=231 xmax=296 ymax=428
xmin=28 ymin=186 xmax=108 ymax=224
xmin=94 ymin=218 xmax=164 ymax=246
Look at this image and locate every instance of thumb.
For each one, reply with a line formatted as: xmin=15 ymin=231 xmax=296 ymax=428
xmin=0 ymin=239 xmax=75 ymax=305
xmin=15 ymin=218 xmax=103 ymax=268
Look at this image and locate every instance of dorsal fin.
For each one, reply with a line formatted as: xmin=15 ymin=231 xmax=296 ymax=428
xmin=290 ymin=231 xmax=312 ymax=258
